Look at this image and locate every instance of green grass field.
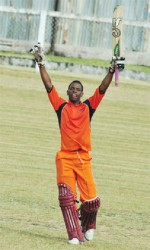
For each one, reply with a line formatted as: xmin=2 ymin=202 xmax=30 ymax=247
xmin=0 ymin=65 xmax=150 ymax=250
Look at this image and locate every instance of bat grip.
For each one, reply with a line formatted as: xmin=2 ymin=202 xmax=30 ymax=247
xmin=115 ymin=67 xmax=119 ymax=87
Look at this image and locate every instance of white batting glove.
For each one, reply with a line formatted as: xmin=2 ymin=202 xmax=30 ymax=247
xmin=111 ymin=56 xmax=125 ymax=71
xmin=30 ymin=42 xmax=45 ymax=66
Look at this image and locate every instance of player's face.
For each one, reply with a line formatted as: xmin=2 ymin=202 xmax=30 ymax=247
xmin=67 ymin=82 xmax=83 ymax=105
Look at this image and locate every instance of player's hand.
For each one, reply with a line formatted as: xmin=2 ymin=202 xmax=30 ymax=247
xmin=29 ymin=42 xmax=45 ymax=66
xmin=111 ymin=56 xmax=125 ymax=71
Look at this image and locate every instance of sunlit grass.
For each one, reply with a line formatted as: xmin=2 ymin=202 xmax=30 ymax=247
xmin=0 ymin=65 xmax=150 ymax=250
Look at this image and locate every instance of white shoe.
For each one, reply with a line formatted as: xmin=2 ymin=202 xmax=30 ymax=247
xmin=84 ymin=229 xmax=94 ymax=241
xmin=68 ymin=238 xmax=80 ymax=245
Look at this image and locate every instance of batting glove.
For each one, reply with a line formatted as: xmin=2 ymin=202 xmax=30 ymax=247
xmin=110 ymin=56 xmax=125 ymax=71
xmin=29 ymin=42 xmax=45 ymax=66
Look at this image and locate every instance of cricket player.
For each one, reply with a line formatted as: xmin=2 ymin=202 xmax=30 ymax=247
xmin=30 ymin=43 xmax=125 ymax=245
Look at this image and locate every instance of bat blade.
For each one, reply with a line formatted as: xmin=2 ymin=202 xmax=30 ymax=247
xmin=112 ymin=5 xmax=123 ymax=86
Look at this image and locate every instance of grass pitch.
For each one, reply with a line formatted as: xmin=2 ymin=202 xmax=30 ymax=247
xmin=0 ymin=65 xmax=150 ymax=250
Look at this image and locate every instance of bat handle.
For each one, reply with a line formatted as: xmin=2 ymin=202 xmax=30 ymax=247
xmin=115 ymin=67 xmax=119 ymax=87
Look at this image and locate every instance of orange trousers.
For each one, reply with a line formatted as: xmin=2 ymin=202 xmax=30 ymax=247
xmin=55 ymin=150 xmax=97 ymax=203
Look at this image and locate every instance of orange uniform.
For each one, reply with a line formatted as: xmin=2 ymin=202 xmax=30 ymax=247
xmin=48 ymin=86 xmax=104 ymax=202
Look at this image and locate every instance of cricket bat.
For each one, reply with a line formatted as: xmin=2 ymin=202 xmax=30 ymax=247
xmin=112 ymin=5 xmax=123 ymax=86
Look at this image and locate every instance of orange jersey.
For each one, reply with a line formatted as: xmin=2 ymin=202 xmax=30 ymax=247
xmin=48 ymin=86 xmax=104 ymax=151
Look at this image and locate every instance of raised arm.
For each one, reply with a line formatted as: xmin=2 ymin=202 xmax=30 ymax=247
xmin=39 ymin=65 xmax=53 ymax=93
xmin=99 ymin=69 xmax=114 ymax=94
xmin=99 ymin=57 xmax=125 ymax=94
